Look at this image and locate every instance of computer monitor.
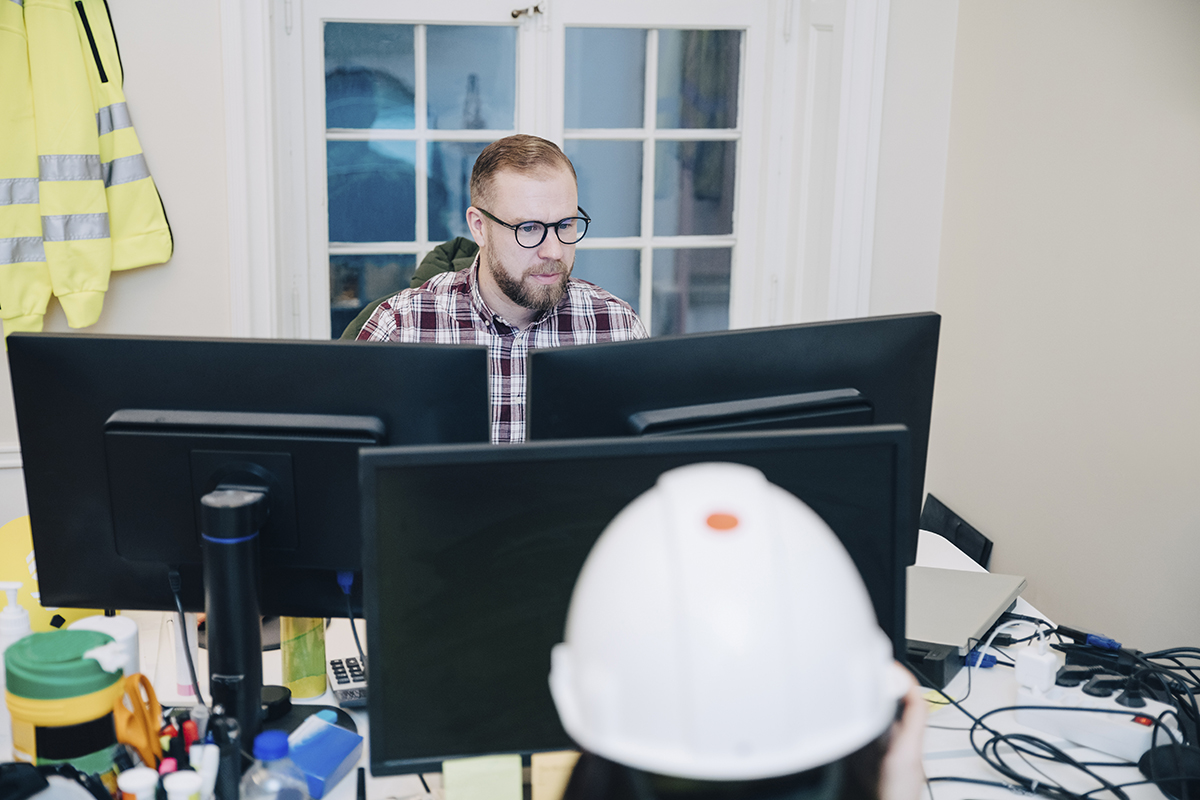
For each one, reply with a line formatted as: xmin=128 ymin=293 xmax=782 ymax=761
xmin=360 ymin=425 xmax=911 ymax=775
xmin=526 ymin=312 xmax=939 ymax=563
xmin=7 ymin=332 xmax=489 ymax=618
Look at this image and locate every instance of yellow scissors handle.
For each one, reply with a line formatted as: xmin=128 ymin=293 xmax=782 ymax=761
xmin=114 ymin=673 xmax=164 ymax=767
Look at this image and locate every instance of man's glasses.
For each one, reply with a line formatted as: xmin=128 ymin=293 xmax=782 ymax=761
xmin=477 ymin=206 xmax=591 ymax=248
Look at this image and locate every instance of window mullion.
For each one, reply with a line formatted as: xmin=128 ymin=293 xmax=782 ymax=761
xmin=639 ymin=28 xmax=658 ymax=331
xmin=415 ymin=24 xmax=429 ymax=251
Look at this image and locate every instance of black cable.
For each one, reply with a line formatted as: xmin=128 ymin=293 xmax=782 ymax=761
xmin=968 ymin=706 xmax=1140 ymax=800
xmin=924 ymin=624 xmax=1200 ymax=800
xmin=1129 ymin=664 xmax=1198 ymax=744
xmin=346 ymin=591 xmax=367 ymax=671
xmin=419 ymin=774 xmax=431 ymax=794
xmin=910 ymin=631 xmax=1195 ymax=800
xmin=998 ymin=612 xmax=1056 ymax=629
xmin=1148 ymin=655 xmax=1200 ymax=687
xmin=926 ymin=776 xmax=1035 ymax=792
xmin=1080 ymin=780 xmax=1158 ymax=797
xmin=167 ymin=568 xmax=206 ymax=708
xmin=1147 ymin=648 xmax=1200 ymax=659
xmin=927 ymin=723 xmax=976 ymax=731
xmin=925 ymin=657 xmax=974 ymax=708
xmin=1146 ymin=716 xmax=1196 ymax=800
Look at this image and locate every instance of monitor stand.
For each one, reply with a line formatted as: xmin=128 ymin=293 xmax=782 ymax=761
xmin=197 ymin=616 xmax=282 ymax=651
xmin=200 ymin=487 xmax=347 ymax=745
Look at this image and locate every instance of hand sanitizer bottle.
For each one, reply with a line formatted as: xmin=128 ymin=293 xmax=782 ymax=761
xmin=0 ymin=581 xmax=33 ymax=761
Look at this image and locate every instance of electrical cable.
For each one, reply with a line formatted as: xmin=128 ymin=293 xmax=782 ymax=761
xmin=919 ymin=622 xmax=1198 ymax=800
xmin=925 ymin=653 xmax=974 ymax=707
xmin=913 ymin=656 xmax=1153 ymax=800
xmin=346 ymin=592 xmax=366 ymax=667
xmin=167 ymin=568 xmax=206 ymax=708
xmin=337 ymin=571 xmax=367 ymax=673
xmin=967 ymin=706 xmax=1142 ymax=800
xmin=927 ymin=723 xmax=976 ymax=731
xmin=1080 ymin=780 xmax=1158 ymax=797
xmin=926 ymin=775 xmax=1035 ymax=791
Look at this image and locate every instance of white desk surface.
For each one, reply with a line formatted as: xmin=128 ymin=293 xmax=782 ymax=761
xmin=33 ymin=532 xmax=1164 ymax=800
xmin=913 ymin=532 xmax=1164 ymax=800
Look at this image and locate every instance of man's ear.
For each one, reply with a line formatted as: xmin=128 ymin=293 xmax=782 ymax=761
xmin=465 ymin=206 xmax=487 ymax=247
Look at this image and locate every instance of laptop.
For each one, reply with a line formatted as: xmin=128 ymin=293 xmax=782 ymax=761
xmin=906 ymin=566 xmax=1027 ymax=654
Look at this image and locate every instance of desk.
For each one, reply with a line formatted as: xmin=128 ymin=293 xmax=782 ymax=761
xmin=915 ymin=532 xmax=1166 ymax=800
xmin=126 ymin=611 xmax=434 ymax=800
xmin=9 ymin=534 xmax=1167 ymax=800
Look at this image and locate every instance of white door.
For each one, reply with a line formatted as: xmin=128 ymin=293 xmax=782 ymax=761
xmin=279 ymin=0 xmax=770 ymax=338
xmin=254 ymin=0 xmax=882 ymax=339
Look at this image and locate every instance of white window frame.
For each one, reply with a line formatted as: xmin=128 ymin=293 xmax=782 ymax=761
xmin=220 ymin=0 xmax=890 ymax=339
xmin=554 ymin=2 xmax=768 ymax=334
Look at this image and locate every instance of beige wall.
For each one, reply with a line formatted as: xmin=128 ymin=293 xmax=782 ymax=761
xmin=929 ymin=1 xmax=1200 ymax=650
xmin=870 ymin=0 xmax=957 ymax=317
xmin=0 ymin=1 xmax=230 ymax=522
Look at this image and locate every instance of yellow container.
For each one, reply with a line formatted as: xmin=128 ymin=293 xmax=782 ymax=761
xmin=5 ymin=629 xmax=123 ymax=780
xmin=280 ymin=616 xmax=327 ymax=699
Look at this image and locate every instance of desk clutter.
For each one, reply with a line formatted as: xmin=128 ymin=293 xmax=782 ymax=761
xmin=0 ymin=615 xmax=364 ymax=800
xmin=922 ymin=611 xmax=1200 ymax=800
xmin=2 ymin=323 xmax=1198 ymax=800
xmin=1 ymin=562 xmax=1200 ymax=800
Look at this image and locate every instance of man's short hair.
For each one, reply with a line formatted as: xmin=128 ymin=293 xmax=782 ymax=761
xmin=470 ymin=134 xmax=577 ymax=208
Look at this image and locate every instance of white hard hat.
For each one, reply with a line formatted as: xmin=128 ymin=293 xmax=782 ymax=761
xmin=549 ymin=462 xmax=908 ymax=781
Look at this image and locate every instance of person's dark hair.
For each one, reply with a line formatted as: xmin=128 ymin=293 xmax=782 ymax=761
xmin=469 ymin=134 xmax=577 ymax=208
xmin=561 ymin=736 xmax=887 ymax=800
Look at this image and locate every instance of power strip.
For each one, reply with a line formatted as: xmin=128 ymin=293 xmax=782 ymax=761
xmin=1015 ymin=683 xmax=1180 ymax=762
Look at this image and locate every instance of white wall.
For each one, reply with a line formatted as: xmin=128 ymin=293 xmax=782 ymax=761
xmin=0 ymin=0 xmax=232 ymax=524
xmin=869 ymin=0 xmax=957 ymax=317
xmin=928 ymin=0 xmax=1200 ymax=650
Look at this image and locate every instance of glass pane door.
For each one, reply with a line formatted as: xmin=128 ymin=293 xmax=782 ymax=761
xmin=564 ymin=27 xmax=742 ymax=336
xmin=323 ymin=21 xmax=517 ymax=337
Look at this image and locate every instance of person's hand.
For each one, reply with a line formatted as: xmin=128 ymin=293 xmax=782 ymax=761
xmin=879 ymin=668 xmax=928 ymax=800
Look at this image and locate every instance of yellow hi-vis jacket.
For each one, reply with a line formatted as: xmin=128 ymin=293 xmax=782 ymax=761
xmin=0 ymin=0 xmax=172 ymax=336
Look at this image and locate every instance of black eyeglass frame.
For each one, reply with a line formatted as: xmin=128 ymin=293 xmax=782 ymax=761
xmin=476 ymin=206 xmax=591 ymax=249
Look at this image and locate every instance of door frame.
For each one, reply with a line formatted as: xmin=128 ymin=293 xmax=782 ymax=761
xmin=219 ymin=0 xmax=891 ymax=338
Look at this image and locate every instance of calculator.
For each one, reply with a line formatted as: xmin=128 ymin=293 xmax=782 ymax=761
xmin=327 ymin=655 xmax=367 ymax=707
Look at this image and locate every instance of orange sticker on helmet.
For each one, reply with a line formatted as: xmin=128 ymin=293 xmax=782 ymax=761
xmin=706 ymin=513 xmax=739 ymax=531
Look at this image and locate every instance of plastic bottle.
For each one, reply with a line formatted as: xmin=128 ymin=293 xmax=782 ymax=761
xmin=0 ymin=580 xmax=33 ymax=761
xmin=239 ymin=730 xmax=311 ymax=800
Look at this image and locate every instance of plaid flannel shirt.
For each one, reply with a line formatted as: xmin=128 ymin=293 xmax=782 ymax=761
xmin=357 ymin=259 xmax=647 ymax=443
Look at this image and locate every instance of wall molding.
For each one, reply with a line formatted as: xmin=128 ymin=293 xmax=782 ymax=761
xmin=0 ymin=445 xmax=22 ymax=470
xmin=221 ymin=0 xmax=279 ymax=338
xmin=828 ymin=0 xmax=890 ymax=319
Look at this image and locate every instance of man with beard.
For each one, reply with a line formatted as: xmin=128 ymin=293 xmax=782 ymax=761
xmin=357 ymin=135 xmax=647 ymax=444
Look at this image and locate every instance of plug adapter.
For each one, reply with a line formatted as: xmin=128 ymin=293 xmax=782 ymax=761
xmin=1016 ymin=637 xmax=1058 ymax=692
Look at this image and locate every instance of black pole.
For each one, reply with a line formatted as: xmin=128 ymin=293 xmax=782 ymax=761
xmin=201 ymin=488 xmax=268 ymax=745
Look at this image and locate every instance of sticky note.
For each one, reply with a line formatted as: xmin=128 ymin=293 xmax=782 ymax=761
xmin=923 ymin=689 xmax=952 ymax=712
xmin=443 ymin=754 xmax=523 ymax=800
xmin=531 ymin=751 xmax=581 ymax=800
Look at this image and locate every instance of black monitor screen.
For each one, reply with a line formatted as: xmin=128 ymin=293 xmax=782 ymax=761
xmin=361 ymin=426 xmax=910 ymax=775
xmin=526 ymin=312 xmax=939 ymax=564
xmin=7 ymin=333 xmax=489 ymax=617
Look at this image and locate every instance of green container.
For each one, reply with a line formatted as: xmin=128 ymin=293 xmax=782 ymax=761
xmin=5 ymin=629 xmax=123 ymax=776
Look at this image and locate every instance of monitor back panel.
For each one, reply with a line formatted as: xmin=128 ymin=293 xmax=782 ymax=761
xmin=526 ymin=312 xmax=940 ymax=564
xmin=361 ymin=426 xmax=911 ymax=774
xmin=7 ymin=333 xmax=488 ymax=615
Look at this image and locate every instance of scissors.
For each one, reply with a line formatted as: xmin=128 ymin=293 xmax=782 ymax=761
xmin=113 ymin=673 xmax=164 ymax=767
